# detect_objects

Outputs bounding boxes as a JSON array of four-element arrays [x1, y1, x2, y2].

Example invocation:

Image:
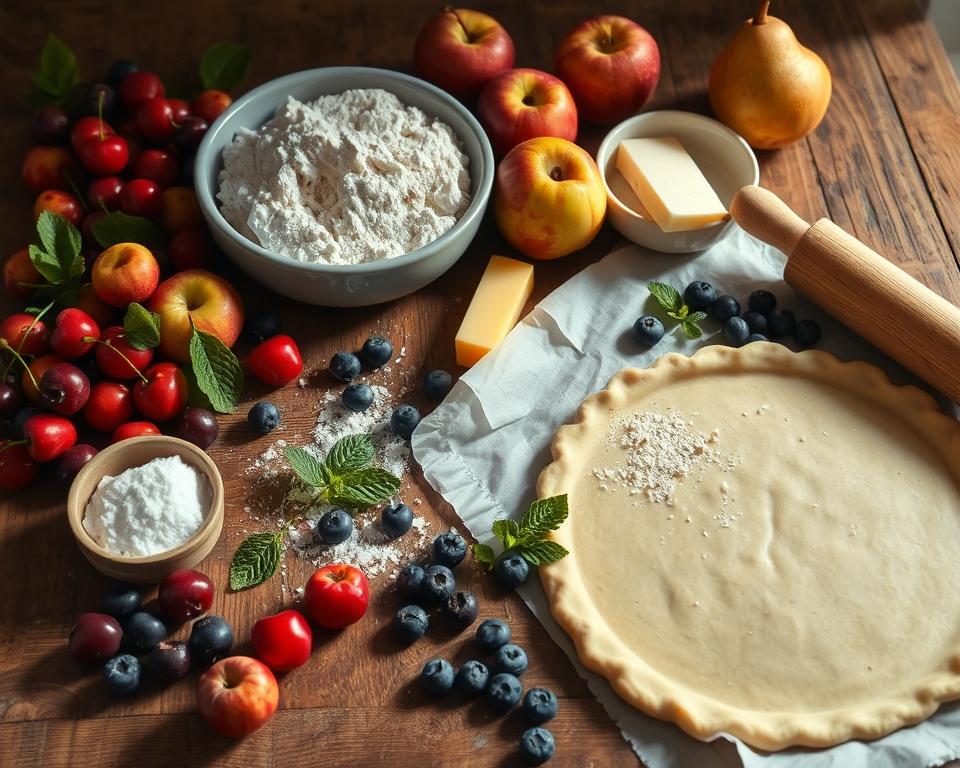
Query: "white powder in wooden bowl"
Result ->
[[83, 456, 210, 557]]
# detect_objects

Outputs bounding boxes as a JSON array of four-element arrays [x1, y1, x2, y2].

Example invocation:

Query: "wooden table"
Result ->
[[1, 0, 958, 765]]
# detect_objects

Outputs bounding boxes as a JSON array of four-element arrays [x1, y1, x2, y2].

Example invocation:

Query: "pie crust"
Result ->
[[538, 343, 960, 750]]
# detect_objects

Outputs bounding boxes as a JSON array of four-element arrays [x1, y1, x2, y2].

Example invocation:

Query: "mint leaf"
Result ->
[[326, 434, 374, 475], [519, 495, 569, 540], [284, 446, 328, 487], [199, 42, 251, 92], [330, 467, 401, 509], [681, 311, 707, 340], [91, 211, 164, 249], [229, 532, 283, 590], [472, 543, 496, 569], [189, 327, 243, 413], [491, 519, 520, 550], [519, 539, 569, 566], [31, 34, 78, 104], [29, 212, 83, 285], [122, 302, 161, 350], [648, 281, 683, 313]]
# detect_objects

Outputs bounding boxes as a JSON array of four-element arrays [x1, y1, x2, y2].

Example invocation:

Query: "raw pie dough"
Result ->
[[538, 343, 960, 750]]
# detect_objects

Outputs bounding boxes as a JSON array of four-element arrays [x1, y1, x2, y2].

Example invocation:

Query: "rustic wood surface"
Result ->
[[0, 1, 958, 766]]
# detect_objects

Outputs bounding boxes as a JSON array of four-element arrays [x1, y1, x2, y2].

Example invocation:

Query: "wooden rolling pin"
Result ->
[[731, 185, 960, 402]]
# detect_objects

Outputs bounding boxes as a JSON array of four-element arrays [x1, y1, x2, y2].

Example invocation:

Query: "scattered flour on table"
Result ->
[[217, 88, 471, 265]]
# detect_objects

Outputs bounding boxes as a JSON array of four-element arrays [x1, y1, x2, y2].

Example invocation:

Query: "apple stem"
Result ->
[[549, 166, 563, 182], [753, 0, 770, 25]]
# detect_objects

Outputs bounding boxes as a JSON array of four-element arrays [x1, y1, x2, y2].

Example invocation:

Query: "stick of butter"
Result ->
[[455, 255, 534, 368], [616, 137, 728, 232]]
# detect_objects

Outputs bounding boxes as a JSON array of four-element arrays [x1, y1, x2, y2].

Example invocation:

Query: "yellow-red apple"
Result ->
[[148, 269, 244, 363], [477, 68, 577, 158], [555, 15, 660, 124], [91, 243, 160, 307], [197, 656, 279, 738], [414, 8, 515, 97], [494, 137, 606, 260]]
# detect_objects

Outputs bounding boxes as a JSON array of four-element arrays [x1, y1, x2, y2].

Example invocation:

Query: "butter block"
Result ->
[[456, 255, 534, 368], [616, 137, 728, 232]]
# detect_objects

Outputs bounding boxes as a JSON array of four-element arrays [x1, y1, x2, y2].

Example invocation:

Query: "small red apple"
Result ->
[[555, 15, 660, 125], [477, 68, 577, 158], [196, 656, 279, 738], [414, 7, 515, 97]]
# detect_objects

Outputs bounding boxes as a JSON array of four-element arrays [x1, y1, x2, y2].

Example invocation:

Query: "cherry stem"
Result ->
[[753, 0, 770, 25], [0, 340, 38, 390], [97, 88, 105, 141], [0, 299, 56, 381], [0, 439, 27, 453], [63, 167, 89, 212], [86, 337, 149, 384]]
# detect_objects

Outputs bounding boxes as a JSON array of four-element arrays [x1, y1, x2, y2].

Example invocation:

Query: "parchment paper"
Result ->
[[412, 226, 960, 768]]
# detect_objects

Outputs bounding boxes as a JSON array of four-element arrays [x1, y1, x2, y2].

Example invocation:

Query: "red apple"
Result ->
[[196, 656, 279, 738], [414, 8, 515, 97], [555, 15, 660, 125], [477, 68, 577, 158]]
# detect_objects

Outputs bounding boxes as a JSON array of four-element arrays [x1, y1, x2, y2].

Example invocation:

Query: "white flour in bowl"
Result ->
[[217, 88, 471, 265]]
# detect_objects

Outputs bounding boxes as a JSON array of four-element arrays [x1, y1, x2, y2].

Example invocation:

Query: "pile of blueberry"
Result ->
[[419, 619, 558, 765], [66, 569, 233, 696]]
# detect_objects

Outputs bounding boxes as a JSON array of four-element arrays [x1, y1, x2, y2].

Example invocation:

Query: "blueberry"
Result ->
[[420, 658, 455, 695], [494, 643, 529, 676], [519, 727, 556, 765], [122, 611, 167, 653], [795, 319, 822, 348], [101, 583, 141, 619], [523, 687, 559, 724], [106, 58, 139, 85], [632, 315, 664, 346], [421, 564, 456, 604], [476, 618, 512, 650], [103, 654, 141, 695], [143, 640, 191, 683], [342, 383, 374, 413], [396, 564, 425, 599], [748, 289, 777, 315], [424, 369, 453, 401], [188, 615, 233, 667], [684, 281, 716, 310], [317, 508, 354, 545], [433, 530, 467, 568], [766, 309, 796, 339], [494, 551, 529, 588], [329, 351, 362, 382], [455, 659, 490, 696], [360, 335, 393, 368], [722, 317, 751, 347], [747, 333, 768, 343], [710, 295, 740, 322], [244, 309, 280, 342], [394, 605, 429, 643], [486, 672, 523, 712], [391, 404, 421, 440], [381, 503, 413, 539], [247, 401, 281, 434], [444, 590, 479, 629], [741, 311, 768, 334]]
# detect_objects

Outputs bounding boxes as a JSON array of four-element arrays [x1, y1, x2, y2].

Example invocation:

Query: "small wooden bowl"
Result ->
[[67, 436, 225, 583]]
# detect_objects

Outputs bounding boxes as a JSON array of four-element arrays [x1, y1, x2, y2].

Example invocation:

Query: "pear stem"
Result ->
[[753, 0, 769, 24]]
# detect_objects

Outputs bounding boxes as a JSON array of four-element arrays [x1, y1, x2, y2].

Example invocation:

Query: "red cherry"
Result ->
[[112, 420, 160, 443], [0, 442, 39, 490], [51, 308, 100, 359], [34, 190, 83, 226], [22, 354, 64, 405], [56, 444, 98, 483], [133, 362, 188, 421], [133, 149, 179, 188], [94, 326, 153, 380], [70, 117, 115, 154], [168, 98, 191, 123], [158, 569, 214, 624], [87, 176, 125, 211], [168, 229, 213, 271], [22, 413, 77, 462], [38, 362, 91, 416], [192, 90, 232, 124], [78, 134, 129, 176], [119, 71, 165, 112], [136, 97, 177, 141], [0, 313, 50, 357], [84, 381, 133, 432], [120, 178, 163, 220], [248, 335, 303, 387]]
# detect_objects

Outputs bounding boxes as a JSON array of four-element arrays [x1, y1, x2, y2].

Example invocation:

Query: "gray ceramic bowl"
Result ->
[[194, 67, 494, 306]]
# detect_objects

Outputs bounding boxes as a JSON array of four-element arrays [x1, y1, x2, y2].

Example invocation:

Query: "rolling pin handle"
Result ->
[[731, 185, 811, 255]]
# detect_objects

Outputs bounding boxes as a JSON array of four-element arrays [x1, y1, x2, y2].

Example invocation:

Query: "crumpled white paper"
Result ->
[[412, 225, 960, 768]]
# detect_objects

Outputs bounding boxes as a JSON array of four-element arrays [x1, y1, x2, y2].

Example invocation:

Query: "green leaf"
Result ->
[[491, 518, 520, 550], [91, 211, 164, 249], [229, 532, 283, 590], [189, 327, 243, 413], [122, 302, 161, 350], [32, 34, 77, 102], [681, 311, 708, 340], [29, 212, 83, 285], [686, 311, 707, 323], [284, 445, 328, 487], [326, 434, 374, 475], [199, 42, 252, 92], [519, 494, 569, 540], [472, 543, 496, 569], [330, 467, 401, 509], [647, 281, 683, 313], [519, 539, 569, 567]]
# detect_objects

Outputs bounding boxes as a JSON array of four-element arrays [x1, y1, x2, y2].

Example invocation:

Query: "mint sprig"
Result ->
[[122, 303, 161, 350], [91, 211, 164, 249], [471, 494, 570, 570], [29, 211, 84, 285], [188, 323, 243, 414], [27, 34, 78, 106], [229, 532, 283, 591], [647, 281, 707, 339], [199, 42, 251, 92]]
